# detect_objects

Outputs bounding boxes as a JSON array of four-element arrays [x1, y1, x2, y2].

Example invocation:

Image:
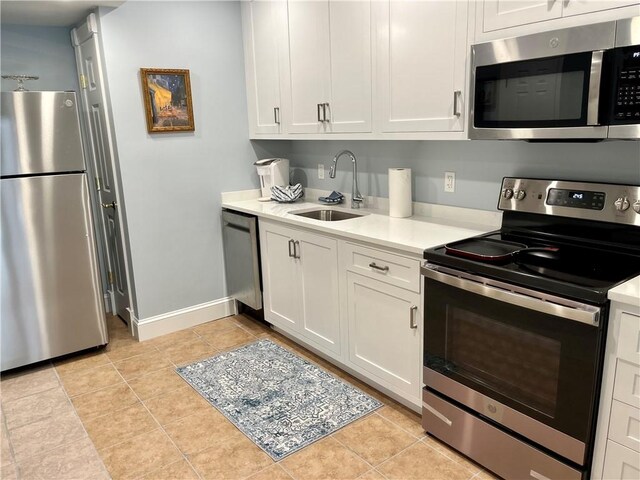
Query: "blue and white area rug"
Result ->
[[176, 339, 382, 460]]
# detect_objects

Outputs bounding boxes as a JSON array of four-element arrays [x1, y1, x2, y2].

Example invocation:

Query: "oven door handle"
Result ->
[[421, 263, 601, 327]]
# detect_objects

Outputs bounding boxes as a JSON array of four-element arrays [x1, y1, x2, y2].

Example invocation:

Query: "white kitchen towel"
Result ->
[[389, 168, 412, 218]]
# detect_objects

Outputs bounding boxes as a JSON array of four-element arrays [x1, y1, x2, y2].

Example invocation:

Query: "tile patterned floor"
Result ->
[[1, 314, 500, 480]]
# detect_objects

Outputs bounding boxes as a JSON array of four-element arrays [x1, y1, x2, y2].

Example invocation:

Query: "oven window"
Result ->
[[448, 308, 561, 417], [424, 278, 603, 442], [474, 52, 592, 128]]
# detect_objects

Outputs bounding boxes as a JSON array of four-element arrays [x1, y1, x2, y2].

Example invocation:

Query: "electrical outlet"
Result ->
[[318, 163, 325, 180], [444, 171, 455, 193]]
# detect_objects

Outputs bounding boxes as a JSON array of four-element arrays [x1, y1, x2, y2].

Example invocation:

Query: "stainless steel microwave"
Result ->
[[470, 17, 640, 140]]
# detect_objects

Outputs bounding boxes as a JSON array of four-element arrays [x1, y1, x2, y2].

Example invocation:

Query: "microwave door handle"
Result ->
[[421, 263, 601, 326], [587, 50, 604, 126]]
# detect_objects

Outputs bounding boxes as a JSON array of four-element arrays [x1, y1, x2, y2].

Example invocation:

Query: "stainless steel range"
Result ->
[[421, 178, 640, 480]]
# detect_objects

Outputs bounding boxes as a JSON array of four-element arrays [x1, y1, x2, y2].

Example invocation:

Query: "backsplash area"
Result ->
[[253, 140, 640, 212]]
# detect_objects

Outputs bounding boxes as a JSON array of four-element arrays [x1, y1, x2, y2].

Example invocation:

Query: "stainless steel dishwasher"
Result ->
[[222, 209, 262, 312]]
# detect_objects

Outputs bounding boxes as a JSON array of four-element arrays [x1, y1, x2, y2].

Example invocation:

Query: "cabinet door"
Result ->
[[260, 223, 300, 331], [242, 1, 286, 135], [326, 0, 372, 133], [347, 272, 421, 397], [562, 0, 640, 16], [482, 0, 562, 32], [603, 440, 640, 480], [285, 0, 331, 133], [376, 0, 468, 133], [297, 231, 341, 354]]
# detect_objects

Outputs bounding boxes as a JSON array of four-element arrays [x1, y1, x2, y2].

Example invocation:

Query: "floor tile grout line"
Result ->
[[109, 362, 205, 480], [49, 362, 113, 480], [330, 433, 390, 473], [371, 409, 425, 441], [374, 433, 447, 476], [419, 436, 482, 476], [3, 365, 88, 468], [1, 399, 18, 470], [1, 383, 61, 407]]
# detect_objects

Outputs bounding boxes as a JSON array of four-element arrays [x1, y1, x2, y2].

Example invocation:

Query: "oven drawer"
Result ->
[[343, 242, 420, 293], [609, 400, 640, 453], [421, 390, 582, 480], [618, 312, 640, 366], [613, 359, 640, 408]]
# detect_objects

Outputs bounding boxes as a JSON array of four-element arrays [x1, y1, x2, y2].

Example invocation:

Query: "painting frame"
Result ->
[[140, 68, 195, 133]]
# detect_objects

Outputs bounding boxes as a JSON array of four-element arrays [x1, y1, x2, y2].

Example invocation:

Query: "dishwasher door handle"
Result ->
[[224, 222, 250, 234]]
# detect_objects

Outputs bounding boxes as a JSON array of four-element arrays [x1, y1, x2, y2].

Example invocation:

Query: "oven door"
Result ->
[[469, 21, 614, 140], [421, 263, 605, 466]]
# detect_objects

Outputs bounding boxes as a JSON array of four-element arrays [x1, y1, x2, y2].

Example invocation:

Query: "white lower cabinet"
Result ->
[[346, 271, 422, 401], [259, 219, 424, 409], [592, 306, 640, 480], [602, 440, 640, 480], [260, 220, 341, 355]]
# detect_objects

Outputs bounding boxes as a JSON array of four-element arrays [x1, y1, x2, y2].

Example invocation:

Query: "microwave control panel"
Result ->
[[612, 45, 640, 123]]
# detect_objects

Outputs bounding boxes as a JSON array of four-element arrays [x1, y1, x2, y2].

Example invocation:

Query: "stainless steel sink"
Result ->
[[292, 209, 365, 221]]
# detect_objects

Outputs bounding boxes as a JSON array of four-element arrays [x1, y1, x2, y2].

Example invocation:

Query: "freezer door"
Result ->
[[1, 174, 108, 371], [1, 91, 85, 176]]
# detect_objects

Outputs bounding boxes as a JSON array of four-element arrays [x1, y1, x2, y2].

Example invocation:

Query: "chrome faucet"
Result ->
[[329, 150, 363, 209]]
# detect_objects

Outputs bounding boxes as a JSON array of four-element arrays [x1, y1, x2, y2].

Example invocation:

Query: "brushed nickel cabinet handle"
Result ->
[[274, 107, 280, 125], [294, 240, 300, 259], [409, 305, 418, 329], [317, 103, 323, 122], [288, 239, 295, 258], [453, 90, 461, 117], [369, 262, 389, 273], [323, 102, 330, 123]]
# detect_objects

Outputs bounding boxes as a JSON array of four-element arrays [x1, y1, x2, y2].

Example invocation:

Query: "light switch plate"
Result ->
[[445, 172, 455, 193], [318, 164, 325, 180]]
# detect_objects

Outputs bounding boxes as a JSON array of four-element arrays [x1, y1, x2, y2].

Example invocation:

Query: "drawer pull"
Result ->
[[369, 262, 389, 273], [410, 305, 418, 329]]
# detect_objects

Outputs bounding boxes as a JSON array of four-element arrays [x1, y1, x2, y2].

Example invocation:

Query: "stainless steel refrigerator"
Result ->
[[1, 91, 108, 371]]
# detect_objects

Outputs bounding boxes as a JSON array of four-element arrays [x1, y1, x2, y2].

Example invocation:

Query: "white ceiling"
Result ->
[[1, 1, 125, 27]]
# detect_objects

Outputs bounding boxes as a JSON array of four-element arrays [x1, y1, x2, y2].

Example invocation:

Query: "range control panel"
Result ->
[[498, 178, 640, 226]]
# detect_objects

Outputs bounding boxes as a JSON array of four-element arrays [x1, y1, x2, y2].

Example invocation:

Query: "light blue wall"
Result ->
[[255, 140, 640, 211], [0, 24, 79, 92], [99, 1, 259, 319]]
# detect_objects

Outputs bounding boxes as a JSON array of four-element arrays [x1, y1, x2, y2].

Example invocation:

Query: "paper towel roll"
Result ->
[[389, 168, 412, 218]]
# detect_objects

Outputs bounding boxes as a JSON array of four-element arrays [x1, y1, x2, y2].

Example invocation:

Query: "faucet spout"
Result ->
[[330, 150, 363, 209]]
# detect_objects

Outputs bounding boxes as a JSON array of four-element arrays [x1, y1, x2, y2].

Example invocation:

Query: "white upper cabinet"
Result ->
[[562, 0, 640, 16], [285, 1, 331, 134], [241, 1, 287, 135], [482, 0, 562, 32], [482, 0, 640, 33], [375, 0, 468, 133], [326, 1, 372, 133], [284, 0, 372, 134]]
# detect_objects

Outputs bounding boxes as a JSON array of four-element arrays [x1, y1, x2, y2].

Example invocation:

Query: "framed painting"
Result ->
[[140, 68, 194, 133]]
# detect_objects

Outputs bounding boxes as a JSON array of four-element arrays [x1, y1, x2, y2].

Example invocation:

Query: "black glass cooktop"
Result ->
[[425, 231, 640, 305]]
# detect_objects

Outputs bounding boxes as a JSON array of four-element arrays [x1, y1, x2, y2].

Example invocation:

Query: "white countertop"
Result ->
[[221, 195, 498, 255], [609, 275, 640, 307], [223, 190, 640, 305]]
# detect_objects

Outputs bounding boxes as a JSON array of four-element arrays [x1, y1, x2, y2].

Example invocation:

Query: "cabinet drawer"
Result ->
[[618, 312, 640, 366], [603, 440, 640, 480], [614, 359, 640, 409], [343, 242, 420, 293], [609, 400, 640, 453]]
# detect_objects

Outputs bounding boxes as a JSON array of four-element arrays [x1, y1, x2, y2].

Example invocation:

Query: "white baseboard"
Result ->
[[131, 297, 238, 341]]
